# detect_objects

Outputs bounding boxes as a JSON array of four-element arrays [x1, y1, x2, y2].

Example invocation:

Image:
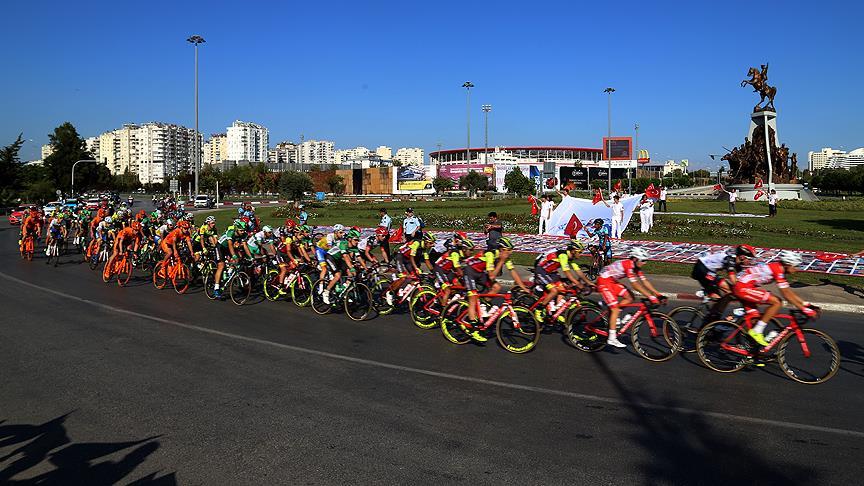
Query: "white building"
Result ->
[[299, 140, 335, 165], [203, 133, 228, 166], [85, 137, 100, 158], [96, 122, 201, 184], [41, 144, 54, 160], [808, 147, 846, 171], [375, 145, 392, 160], [268, 141, 298, 164], [227, 120, 269, 162], [336, 146, 372, 163], [394, 147, 424, 166], [825, 148, 864, 170]]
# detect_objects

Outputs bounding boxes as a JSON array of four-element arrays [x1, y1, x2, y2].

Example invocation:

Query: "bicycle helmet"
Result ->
[[234, 220, 247, 230], [567, 239, 585, 252], [183, 213, 194, 221], [178, 220, 191, 230], [166, 219, 175, 226], [778, 250, 803, 267], [736, 244, 756, 258], [460, 238, 476, 250], [347, 229, 361, 239], [423, 232, 436, 243], [284, 218, 297, 229], [104, 216, 113, 224], [205, 215, 216, 224], [333, 224, 345, 232], [262, 225, 273, 233], [497, 237, 514, 250], [373, 226, 387, 237], [629, 247, 650, 261]]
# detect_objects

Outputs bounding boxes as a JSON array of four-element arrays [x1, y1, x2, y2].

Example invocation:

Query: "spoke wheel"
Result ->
[[409, 289, 440, 329], [496, 306, 540, 354], [631, 312, 681, 362], [565, 305, 606, 352], [310, 279, 333, 315], [152, 262, 168, 289], [440, 301, 471, 345], [229, 271, 252, 305], [263, 269, 283, 302], [173, 263, 190, 294], [117, 259, 133, 287], [667, 305, 703, 353], [291, 274, 313, 307], [344, 283, 373, 321], [696, 320, 750, 373], [777, 328, 840, 384], [372, 278, 395, 315], [203, 274, 217, 300]]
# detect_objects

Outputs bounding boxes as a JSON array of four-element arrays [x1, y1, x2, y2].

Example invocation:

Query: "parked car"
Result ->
[[43, 201, 62, 215], [86, 198, 100, 210], [193, 194, 214, 209], [64, 198, 80, 210], [8, 205, 35, 225]]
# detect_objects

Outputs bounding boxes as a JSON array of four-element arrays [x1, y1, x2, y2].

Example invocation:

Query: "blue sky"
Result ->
[[2, 0, 862, 168]]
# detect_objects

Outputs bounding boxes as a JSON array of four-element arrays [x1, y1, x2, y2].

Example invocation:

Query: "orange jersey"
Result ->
[[23, 215, 40, 230], [162, 228, 189, 246], [117, 226, 139, 244]]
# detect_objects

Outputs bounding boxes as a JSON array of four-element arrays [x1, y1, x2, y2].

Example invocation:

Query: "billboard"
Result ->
[[393, 165, 435, 194], [437, 164, 495, 184], [494, 163, 536, 192], [558, 167, 630, 190], [602, 137, 633, 160]]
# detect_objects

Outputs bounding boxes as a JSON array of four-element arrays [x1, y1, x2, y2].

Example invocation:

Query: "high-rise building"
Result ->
[[394, 147, 424, 166], [335, 146, 371, 163], [268, 141, 298, 165], [299, 140, 335, 165], [808, 147, 846, 171], [227, 120, 269, 162], [825, 148, 864, 170], [41, 144, 54, 160], [85, 137, 100, 159], [375, 145, 392, 160], [96, 122, 201, 184], [203, 133, 228, 165]]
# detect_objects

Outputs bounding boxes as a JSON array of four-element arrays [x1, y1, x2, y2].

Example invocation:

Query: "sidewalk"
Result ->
[[499, 266, 864, 314]]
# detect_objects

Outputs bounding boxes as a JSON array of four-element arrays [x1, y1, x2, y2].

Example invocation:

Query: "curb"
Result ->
[[496, 280, 864, 314]]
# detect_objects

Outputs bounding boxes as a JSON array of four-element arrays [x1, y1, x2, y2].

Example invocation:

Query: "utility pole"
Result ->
[[187, 35, 205, 197], [462, 82, 474, 163], [632, 122, 638, 193], [481, 104, 492, 163], [604, 87, 616, 193]]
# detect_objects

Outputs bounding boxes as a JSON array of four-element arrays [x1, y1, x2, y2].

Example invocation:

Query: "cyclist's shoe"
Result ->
[[607, 337, 627, 348], [469, 330, 488, 343], [747, 329, 770, 347], [385, 291, 394, 306], [557, 314, 567, 323], [213, 288, 223, 300], [533, 309, 545, 322], [322, 290, 331, 304]]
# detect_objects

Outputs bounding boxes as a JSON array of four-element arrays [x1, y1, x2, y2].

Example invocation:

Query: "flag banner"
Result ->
[[754, 179, 763, 189], [713, 183, 723, 191], [613, 180, 622, 193], [754, 190, 765, 200], [645, 183, 660, 199], [527, 195, 539, 215], [592, 189, 603, 205], [316, 226, 864, 277], [545, 194, 642, 238], [389, 227, 404, 243]]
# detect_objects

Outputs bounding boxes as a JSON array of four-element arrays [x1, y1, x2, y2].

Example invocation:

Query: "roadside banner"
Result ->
[[544, 194, 642, 237]]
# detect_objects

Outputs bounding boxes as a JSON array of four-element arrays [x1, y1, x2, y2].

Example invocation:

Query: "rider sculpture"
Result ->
[[741, 63, 776, 112]]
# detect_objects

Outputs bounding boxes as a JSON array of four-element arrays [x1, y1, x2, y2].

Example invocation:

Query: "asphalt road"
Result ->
[[1, 222, 863, 485]]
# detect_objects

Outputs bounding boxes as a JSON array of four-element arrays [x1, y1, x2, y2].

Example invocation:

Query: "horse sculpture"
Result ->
[[741, 66, 776, 112]]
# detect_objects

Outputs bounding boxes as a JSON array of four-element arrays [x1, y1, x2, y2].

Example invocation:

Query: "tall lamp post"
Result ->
[[187, 34, 205, 197], [481, 104, 492, 163], [71, 159, 98, 197], [462, 81, 474, 163], [632, 122, 639, 193], [604, 87, 616, 193]]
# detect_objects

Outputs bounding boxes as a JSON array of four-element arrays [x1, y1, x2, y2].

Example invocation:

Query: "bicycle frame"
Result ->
[[719, 313, 808, 357], [456, 292, 518, 332], [585, 301, 655, 338]]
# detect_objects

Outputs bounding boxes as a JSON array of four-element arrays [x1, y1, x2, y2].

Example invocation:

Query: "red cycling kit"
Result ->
[[596, 259, 643, 308], [733, 262, 788, 309]]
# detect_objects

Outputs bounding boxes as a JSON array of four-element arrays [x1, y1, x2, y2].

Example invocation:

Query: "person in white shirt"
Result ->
[[605, 194, 624, 238], [638, 195, 653, 233], [658, 186, 667, 212], [539, 195, 555, 234], [723, 187, 738, 214], [767, 189, 778, 217]]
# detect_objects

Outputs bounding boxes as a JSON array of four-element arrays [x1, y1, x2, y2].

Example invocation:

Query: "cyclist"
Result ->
[[109, 220, 142, 265], [213, 220, 250, 299], [386, 232, 437, 305], [20, 208, 42, 245], [194, 215, 219, 259], [247, 225, 278, 261], [322, 228, 363, 304], [596, 247, 665, 348], [585, 218, 612, 267], [45, 212, 67, 257], [433, 236, 474, 306], [532, 239, 594, 322], [461, 237, 530, 341], [733, 250, 817, 346], [691, 244, 755, 322], [160, 219, 195, 270], [155, 218, 175, 245], [358, 226, 390, 264]]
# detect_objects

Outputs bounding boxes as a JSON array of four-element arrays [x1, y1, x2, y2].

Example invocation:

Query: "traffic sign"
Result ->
[[169, 179, 179, 192]]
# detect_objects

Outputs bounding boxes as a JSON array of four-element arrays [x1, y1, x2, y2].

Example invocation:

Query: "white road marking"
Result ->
[[2, 269, 863, 439]]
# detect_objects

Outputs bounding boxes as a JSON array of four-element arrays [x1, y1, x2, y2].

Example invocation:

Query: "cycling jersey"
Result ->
[[737, 262, 788, 289], [116, 226, 139, 244], [598, 259, 644, 283], [327, 240, 360, 259], [163, 228, 189, 246], [464, 250, 514, 273], [535, 250, 580, 273], [697, 249, 738, 274], [217, 226, 245, 247], [195, 223, 218, 244], [434, 251, 462, 272]]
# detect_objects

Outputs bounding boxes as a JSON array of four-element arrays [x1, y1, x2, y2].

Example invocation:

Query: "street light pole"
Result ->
[[604, 87, 615, 194], [481, 104, 492, 163], [462, 81, 474, 163], [632, 122, 638, 193], [187, 35, 205, 197], [71, 159, 98, 197]]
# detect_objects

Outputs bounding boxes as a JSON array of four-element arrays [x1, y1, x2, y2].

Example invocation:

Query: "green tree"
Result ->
[[43, 122, 111, 194], [279, 170, 314, 201], [113, 169, 141, 193], [0, 134, 24, 206], [459, 170, 489, 197], [432, 176, 454, 194], [326, 174, 346, 194], [503, 167, 535, 196]]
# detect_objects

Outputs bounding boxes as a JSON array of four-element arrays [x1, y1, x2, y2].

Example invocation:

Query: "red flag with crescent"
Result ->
[[592, 188, 603, 205], [815, 251, 847, 262], [613, 180, 622, 193], [564, 214, 583, 237], [754, 179, 764, 189], [713, 183, 723, 191], [754, 190, 765, 200], [645, 183, 660, 199]]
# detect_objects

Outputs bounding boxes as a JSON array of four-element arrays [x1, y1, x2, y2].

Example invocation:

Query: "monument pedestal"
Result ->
[[728, 182, 805, 201]]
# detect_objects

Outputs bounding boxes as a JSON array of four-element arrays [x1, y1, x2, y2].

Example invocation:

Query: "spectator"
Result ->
[[722, 187, 738, 214], [485, 211, 503, 249], [298, 204, 308, 225], [602, 194, 624, 238], [639, 195, 653, 233], [378, 207, 392, 258], [539, 195, 555, 234], [768, 189, 778, 217], [658, 186, 667, 212], [403, 207, 421, 241]]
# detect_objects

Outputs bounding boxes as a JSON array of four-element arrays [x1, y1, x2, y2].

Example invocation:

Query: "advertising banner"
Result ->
[[544, 194, 642, 237], [494, 164, 535, 192], [437, 164, 495, 184], [393, 165, 435, 194]]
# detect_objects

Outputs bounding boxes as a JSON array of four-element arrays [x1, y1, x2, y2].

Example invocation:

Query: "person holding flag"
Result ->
[[539, 195, 555, 234], [599, 194, 625, 238]]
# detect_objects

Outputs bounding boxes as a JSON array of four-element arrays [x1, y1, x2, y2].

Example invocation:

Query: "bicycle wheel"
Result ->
[[102, 256, 115, 283], [371, 278, 395, 315], [153, 262, 168, 289], [696, 320, 750, 373], [291, 274, 313, 307], [565, 304, 606, 352], [667, 305, 703, 353], [777, 328, 840, 384], [263, 269, 283, 302], [344, 283, 373, 321], [440, 301, 471, 345], [229, 271, 252, 305], [203, 273, 217, 300], [173, 263, 190, 294], [631, 312, 681, 362], [496, 306, 540, 354], [117, 259, 133, 287], [310, 279, 333, 315], [88, 251, 101, 270], [409, 289, 440, 329]]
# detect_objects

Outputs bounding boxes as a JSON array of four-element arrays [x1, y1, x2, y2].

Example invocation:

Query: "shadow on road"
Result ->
[[0, 412, 174, 485], [586, 355, 819, 485], [837, 340, 864, 379]]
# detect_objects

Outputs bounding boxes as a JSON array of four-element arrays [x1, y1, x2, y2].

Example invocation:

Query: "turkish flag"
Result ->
[[564, 214, 583, 237], [815, 251, 847, 262], [613, 180, 622, 193], [713, 183, 723, 191], [645, 183, 660, 199], [390, 227, 404, 243], [754, 179, 763, 189], [528, 195, 539, 215], [754, 190, 765, 200], [592, 188, 603, 205]]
